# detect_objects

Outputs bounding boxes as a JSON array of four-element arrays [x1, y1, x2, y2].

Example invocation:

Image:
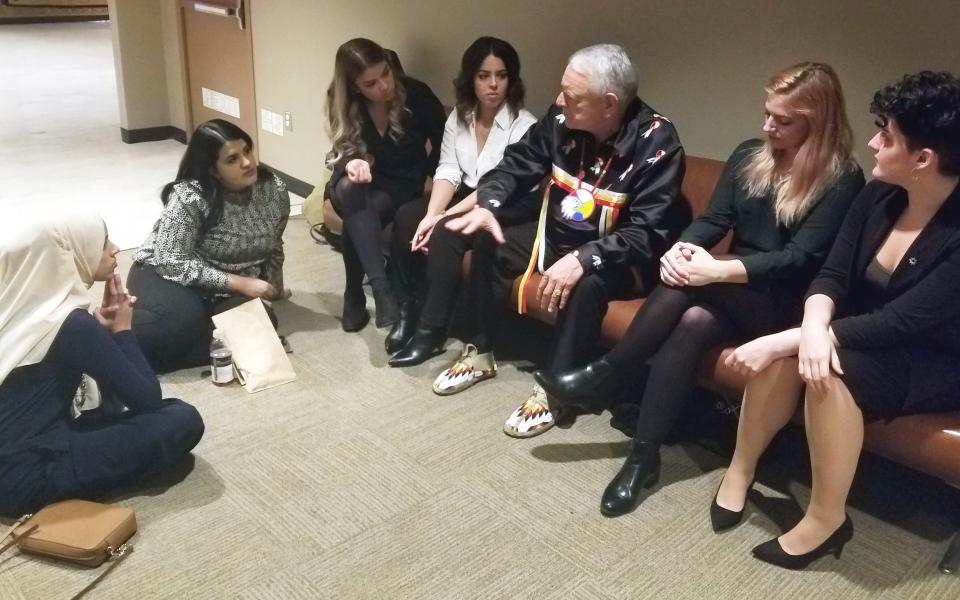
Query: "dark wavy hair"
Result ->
[[453, 37, 525, 127], [162, 119, 266, 230], [870, 71, 960, 176]]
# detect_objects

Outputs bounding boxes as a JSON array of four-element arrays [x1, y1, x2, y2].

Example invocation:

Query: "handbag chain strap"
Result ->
[[0, 514, 34, 555], [2, 515, 133, 600], [70, 543, 133, 600]]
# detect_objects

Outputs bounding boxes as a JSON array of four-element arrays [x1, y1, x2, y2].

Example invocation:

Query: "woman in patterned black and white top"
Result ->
[[129, 119, 290, 373]]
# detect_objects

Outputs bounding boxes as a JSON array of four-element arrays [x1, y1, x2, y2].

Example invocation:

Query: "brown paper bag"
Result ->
[[211, 299, 296, 393]]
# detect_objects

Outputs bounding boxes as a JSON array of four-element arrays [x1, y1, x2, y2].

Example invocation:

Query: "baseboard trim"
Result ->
[[0, 15, 107, 24], [261, 163, 314, 198], [121, 126, 186, 145]]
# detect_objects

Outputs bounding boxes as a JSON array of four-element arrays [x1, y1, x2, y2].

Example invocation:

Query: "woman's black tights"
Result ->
[[605, 283, 777, 445], [330, 178, 399, 293]]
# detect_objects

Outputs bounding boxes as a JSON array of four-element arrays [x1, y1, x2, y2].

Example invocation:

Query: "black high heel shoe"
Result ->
[[385, 303, 418, 354], [600, 440, 660, 517], [710, 474, 754, 533], [388, 326, 445, 367], [752, 515, 853, 570], [534, 358, 615, 414]]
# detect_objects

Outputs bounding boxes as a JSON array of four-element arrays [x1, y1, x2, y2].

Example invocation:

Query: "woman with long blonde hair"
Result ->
[[535, 62, 865, 517], [325, 38, 445, 332], [718, 71, 960, 569]]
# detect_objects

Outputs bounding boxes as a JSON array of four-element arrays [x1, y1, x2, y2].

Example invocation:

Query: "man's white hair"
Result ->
[[567, 44, 638, 101]]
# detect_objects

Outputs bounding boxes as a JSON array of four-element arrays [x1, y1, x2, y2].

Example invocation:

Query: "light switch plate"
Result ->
[[260, 108, 284, 136]]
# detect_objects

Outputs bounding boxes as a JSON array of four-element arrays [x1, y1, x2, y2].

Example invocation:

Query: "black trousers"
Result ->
[[0, 399, 204, 517], [127, 262, 277, 374], [452, 220, 635, 372], [604, 283, 786, 445], [389, 187, 474, 309]]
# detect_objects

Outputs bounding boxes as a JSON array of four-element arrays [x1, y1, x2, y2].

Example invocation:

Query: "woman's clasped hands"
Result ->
[[659, 241, 723, 287], [94, 272, 136, 334]]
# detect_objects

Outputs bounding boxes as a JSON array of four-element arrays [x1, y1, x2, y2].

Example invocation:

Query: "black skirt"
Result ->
[[838, 345, 960, 420]]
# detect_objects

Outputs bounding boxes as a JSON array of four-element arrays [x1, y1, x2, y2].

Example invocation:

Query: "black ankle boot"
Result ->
[[372, 284, 400, 328], [534, 358, 616, 413], [385, 303, 418, 353], [600, 440, 660, 517], [388, 326, 446, 367], [341, 289, 369, 332]]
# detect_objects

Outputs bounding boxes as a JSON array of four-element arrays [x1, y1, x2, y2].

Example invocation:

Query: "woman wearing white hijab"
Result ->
[[0, 209, 204, 517]]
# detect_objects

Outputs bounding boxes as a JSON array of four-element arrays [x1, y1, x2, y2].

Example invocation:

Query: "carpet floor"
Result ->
[[2, 220, 959, 599]]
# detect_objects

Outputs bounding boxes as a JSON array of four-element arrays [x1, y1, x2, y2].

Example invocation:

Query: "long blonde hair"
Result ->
[[741, 62, 854, 226], [325, 38, 407, 168]]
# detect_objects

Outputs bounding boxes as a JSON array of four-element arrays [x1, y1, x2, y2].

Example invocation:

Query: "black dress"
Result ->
[[806, 179, 960, 418], [328, 76, 446, 207], [605, 141, 864, 444]]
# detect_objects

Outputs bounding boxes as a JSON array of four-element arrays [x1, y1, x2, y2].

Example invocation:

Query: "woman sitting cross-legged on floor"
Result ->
[[325, 38, 446, 332], [0, 209, 204, 517], [128, 119, 290, 374], [385, 36, 537, 364], [535, 62, 864, 516], [714, 71, 960, 570]]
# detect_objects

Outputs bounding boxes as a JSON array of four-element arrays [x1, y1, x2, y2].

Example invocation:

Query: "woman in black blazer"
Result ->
[[715, 71, 960, 569]]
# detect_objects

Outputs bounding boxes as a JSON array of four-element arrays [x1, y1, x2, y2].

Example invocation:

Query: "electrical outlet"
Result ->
[[284, 112, 293, 131]]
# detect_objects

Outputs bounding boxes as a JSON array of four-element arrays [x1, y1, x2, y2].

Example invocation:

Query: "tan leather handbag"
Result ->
[[1, 499, 136, 598]]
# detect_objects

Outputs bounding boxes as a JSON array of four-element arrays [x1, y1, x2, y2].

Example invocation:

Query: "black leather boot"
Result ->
[[385, 303, 418, 353], [341, 288, 369, 332], [533, 358, 615, 413], [600, 440, 661, 517], [372, 283, 400, 328], [340, 235, 368, 332], [388, 326, 446, 367]]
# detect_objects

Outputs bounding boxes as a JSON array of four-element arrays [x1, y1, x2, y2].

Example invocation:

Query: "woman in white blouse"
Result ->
[[386, 37, 536, 365]]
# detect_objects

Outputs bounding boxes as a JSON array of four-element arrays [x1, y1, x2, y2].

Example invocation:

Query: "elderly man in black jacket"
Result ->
[[426, 44, 688, 437]]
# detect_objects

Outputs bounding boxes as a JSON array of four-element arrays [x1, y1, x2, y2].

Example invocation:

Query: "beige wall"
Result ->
[[247, 0, 959, 183], [108, 0, 187, 132], [108, 0, 168, 130], [159, 0, 187, 132]]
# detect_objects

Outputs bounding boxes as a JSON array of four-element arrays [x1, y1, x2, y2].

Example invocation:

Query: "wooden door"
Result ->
[[180, 0, 257, 145]]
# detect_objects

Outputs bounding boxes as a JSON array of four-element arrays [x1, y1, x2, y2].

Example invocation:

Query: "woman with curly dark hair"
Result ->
[[714, 71, 960, 569], [385, 37, 536, 364]]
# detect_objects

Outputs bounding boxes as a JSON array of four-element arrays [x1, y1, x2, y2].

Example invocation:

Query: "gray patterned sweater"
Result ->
[[135, 172, 290, 294]]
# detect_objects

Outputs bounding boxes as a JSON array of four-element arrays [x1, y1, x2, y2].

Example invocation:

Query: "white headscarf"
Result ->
[[0, 208, 107, 385]]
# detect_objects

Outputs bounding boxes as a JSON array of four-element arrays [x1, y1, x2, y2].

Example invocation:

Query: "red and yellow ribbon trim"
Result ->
[[551, 164, 628, 208], [516, 183, 552, 314]]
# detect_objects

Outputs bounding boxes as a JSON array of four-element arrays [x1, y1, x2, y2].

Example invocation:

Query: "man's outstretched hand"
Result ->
[[444, 206, 505, 243]]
